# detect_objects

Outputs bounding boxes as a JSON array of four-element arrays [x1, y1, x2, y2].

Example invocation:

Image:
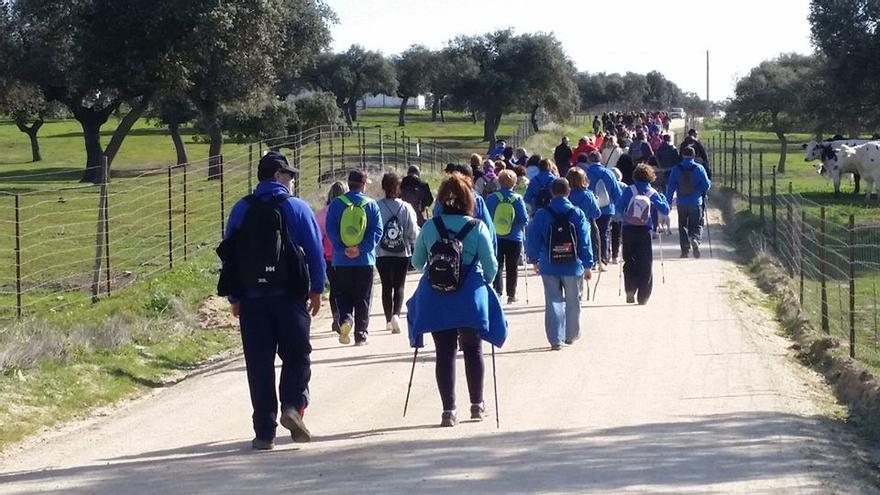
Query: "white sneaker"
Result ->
[[338, 321, 352, 345], [386, 320, 395, 333], [390, 315, 402, 334]]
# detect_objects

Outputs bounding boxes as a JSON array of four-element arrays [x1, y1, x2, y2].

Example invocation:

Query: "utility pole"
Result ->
[[706, 50, 710, 103]]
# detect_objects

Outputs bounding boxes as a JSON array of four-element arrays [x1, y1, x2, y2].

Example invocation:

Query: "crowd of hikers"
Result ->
[[216, 111, 712, 448]]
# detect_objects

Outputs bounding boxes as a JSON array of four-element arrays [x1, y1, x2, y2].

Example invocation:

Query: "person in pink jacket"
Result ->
[[316, 181, 348, 333]]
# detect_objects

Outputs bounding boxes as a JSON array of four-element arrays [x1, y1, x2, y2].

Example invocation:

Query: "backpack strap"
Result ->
[[338, 195, 353, 207], [455, 219, 479, 242], [433, 216, 450, 239]]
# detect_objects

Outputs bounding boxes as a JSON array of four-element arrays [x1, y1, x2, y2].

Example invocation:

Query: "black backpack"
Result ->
[[380, 201, 407, 254], [548, 208, 578, 264], [427, 217, 479, 292], [677, 166, 696, 196], [216, 194, 309, 299], [535, 177, 553, 210]]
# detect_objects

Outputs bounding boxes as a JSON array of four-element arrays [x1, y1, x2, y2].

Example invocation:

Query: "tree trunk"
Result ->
[[775, 131, 787, 174], [483, 110, 500, 143], [398, 96, 409, 127], [15, 118, 43, 162], [207, 117, 224, 179], [104, 96, 151, 166], [78, 112, 111, 183], [169, 123, 188, 165], [348, 100, 359, 122], [431, 97, 439, 122], [471, 110, 478, 125], [530, 106, 540, 133], [339, 97, 353, 126], [439, 102, 446, 123]]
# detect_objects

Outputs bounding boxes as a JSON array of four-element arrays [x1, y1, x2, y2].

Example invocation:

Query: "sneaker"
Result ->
[[611, 257, 619, 265], [507, 296, 519, 304], [386, 320, 395, 333], [470, 403, 485, 421], [251, 437, 275, 450], [390, 315, 402, 334], [354, 339, 368, 346], [280, 408, 311, 443], [338, 321, 352, 345], [598, 263, 607, 272], [331, 320, 340, 334], [550, 343, 563, 351], [691, 240, 701, 259], [440, 410, 457, 427], [680, 252, 689, 259], [625, 292, 636, 304]]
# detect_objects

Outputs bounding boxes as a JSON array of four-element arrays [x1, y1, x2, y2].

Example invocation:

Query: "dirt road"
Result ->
[[1, 209, 877, 494]]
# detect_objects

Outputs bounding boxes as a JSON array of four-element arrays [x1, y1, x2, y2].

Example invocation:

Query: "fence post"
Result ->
[[91, 161, 109, 304], [401, 131, 407, 168], [849, 214, 856, 358], [379, 128, 384, 169], [739, 136, 745, 192], [418, 138, 423, 169], [294, 132, 302, 197], [786, 182, 793, 274], [723, 132, 727, 184], [14, 194, 22, 319], [731, 130, 737, 189], [821, 206, 829, 334], [341, 128, 346, 169], [771, 167, 778, 250], [248, 144, 253, 191], [103, 157, 111, 296], [759, 153, 765, 228], [317, 129, 323, 184], [360, 127, 367, 169], [432, 139, 437, 172], [748, 144, 753, 213], [183, 163, 188, 261], [329, 128, 336, 177], [218, 155, 226, 241], [167, 166, 173, 269], [800, 210, 805, 305]]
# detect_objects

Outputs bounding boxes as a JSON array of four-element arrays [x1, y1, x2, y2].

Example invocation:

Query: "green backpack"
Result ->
[[338, 196, 369, 247], [492, 192, 517, 237]]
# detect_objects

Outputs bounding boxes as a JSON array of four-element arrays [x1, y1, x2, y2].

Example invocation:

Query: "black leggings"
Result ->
[[493, 239, 521, 297], [611, 220, 621, 258], [432, 329, 484, 411], [377, 257, 409, 322]]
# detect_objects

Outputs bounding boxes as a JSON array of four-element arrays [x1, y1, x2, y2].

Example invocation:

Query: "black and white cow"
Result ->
[[802, 138, 873, 194], [820, 142, 880, 201]]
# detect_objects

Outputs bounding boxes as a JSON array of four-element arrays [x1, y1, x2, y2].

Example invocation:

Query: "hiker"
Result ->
[[525, 153, 541, 180], [566, 167, 602, 268], [434, 164, 497, 243], [377, 172, 420, 335], [523, 158, 558, 216], [554, 136, 573, 178], [474, 159, 499, 197], [610, 167, 627, 264], [679, 129, 711, 178], [616, 154, 636, 185], [592, 115, 601, 136], [526, 178, 593, 350], [513, 165, 529, 194], [316, 181, 348, 333], [325, 169, 383, 346], [400, 165, 434, 227], [502, 147, 515, 169], [486, 169, 529, 303], [615, 164, 670, 305], [655, 134, 680, 187], [628, 130, 655, 164], [600, 135, 622, 169], [217, 151, 326, 449], [487, 139, 507, 160], [513, 147, 530, 167], [406, 172, 507, 427], [584, 151, 622, 268], [667, 146, 712, 258], [570, 137, 596, 165]]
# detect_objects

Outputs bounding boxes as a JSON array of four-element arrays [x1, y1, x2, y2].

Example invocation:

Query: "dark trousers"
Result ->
[[610, 220, 621, 258], [677, 205, 704, 253], [239, 296, 312, 440], [334, 265, 375, 342], [432, 329, 484, 411], [590, 219, 601, 266], [622, 226, 654, 304], [596, 214, 613, 263], [377, 256, 409, 322], [493, 239, 522, 297], [325, 264, 341, 331]]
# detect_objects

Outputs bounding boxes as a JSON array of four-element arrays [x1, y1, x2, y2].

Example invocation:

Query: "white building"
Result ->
[[361, 94, 426, 110]]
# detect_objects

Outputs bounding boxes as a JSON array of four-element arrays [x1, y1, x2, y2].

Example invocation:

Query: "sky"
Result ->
[[323, 0, 814, 102]]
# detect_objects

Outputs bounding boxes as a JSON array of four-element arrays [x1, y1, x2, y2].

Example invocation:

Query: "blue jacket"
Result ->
[[432, 191, 496, 245], [526, 197, 593, 277], [325, 191, 383, 266], [585, 164, 622, 216], [225, 181, 327, 298], [407, 214, 507, 348], [666, 159, 711, 207], [568, 188, 601, 220], [487, 144, 506, 160], [485, 188, 529, 242], [523, 171, 557, 213], [616, 181, 671, 229], [656, 142, 680, 170]]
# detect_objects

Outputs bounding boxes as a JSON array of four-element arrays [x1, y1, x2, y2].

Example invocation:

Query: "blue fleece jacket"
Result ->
[[485, 188, 529, 242], [615, 181, 671, 229], [568, 188, 601, 220], [585, 163, 622, 216], [523, 171, 557, 213], [666, 158, 711, 207], [224, 181, 327, 297], [325, 190, 383, 266], [526, 197, 593, 277]]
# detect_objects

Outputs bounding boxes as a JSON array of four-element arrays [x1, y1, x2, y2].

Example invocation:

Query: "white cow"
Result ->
[[803, 139, 874, 195], [822, 142, 880, 201]]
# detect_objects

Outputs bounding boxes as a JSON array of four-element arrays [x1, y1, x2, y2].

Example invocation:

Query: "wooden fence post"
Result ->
[[849, 214, 856, 358], [317, 129, 323, 184], [167, 166, 173, 269], [379, 128, 384, 169], [103, 157, 111, 296], [748, 144, 753, 213], [800, 210, 805, 305], [759, 152, 765, 228], [219, 154, 225, 239], [821, 206, 829, 334], [14, 194, 22, 319], [183, 163, 188, 261], [771, 167, 778, 249], [91, 160, 109, 304], [341, 128, 346, 169], [248, 144, 253, 192]]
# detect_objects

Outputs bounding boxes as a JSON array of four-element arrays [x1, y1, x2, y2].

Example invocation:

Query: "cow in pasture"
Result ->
[[803, 138, 873, 194], [820, 142, 880, 201]]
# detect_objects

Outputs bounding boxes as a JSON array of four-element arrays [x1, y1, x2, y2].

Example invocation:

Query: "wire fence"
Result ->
[[706, 130, 880, 371], [0, 124, 465, 321]]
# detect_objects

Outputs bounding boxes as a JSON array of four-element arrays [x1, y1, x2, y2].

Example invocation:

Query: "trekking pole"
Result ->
[[521, 245, 530, 304], [702, 194, 713, 258], [618, 261, 623, 296], [403, 348, 419, 417], [659, 228, 666, 284], [591, 268, 602, 301], [491, 345, 500, 429]]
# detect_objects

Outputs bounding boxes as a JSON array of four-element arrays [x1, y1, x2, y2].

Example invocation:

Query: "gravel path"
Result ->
[[1, 209, 877, 494]]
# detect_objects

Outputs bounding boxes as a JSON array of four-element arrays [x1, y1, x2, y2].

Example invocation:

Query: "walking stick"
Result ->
[[658, 228, 666, 284], [491, 345, 500, 429], [591, 267, 602, 301], [521, 245, 530, 304], [618, 260, 623, 296], [702, 195, 713, 258], [403, 348, 419, 417]]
